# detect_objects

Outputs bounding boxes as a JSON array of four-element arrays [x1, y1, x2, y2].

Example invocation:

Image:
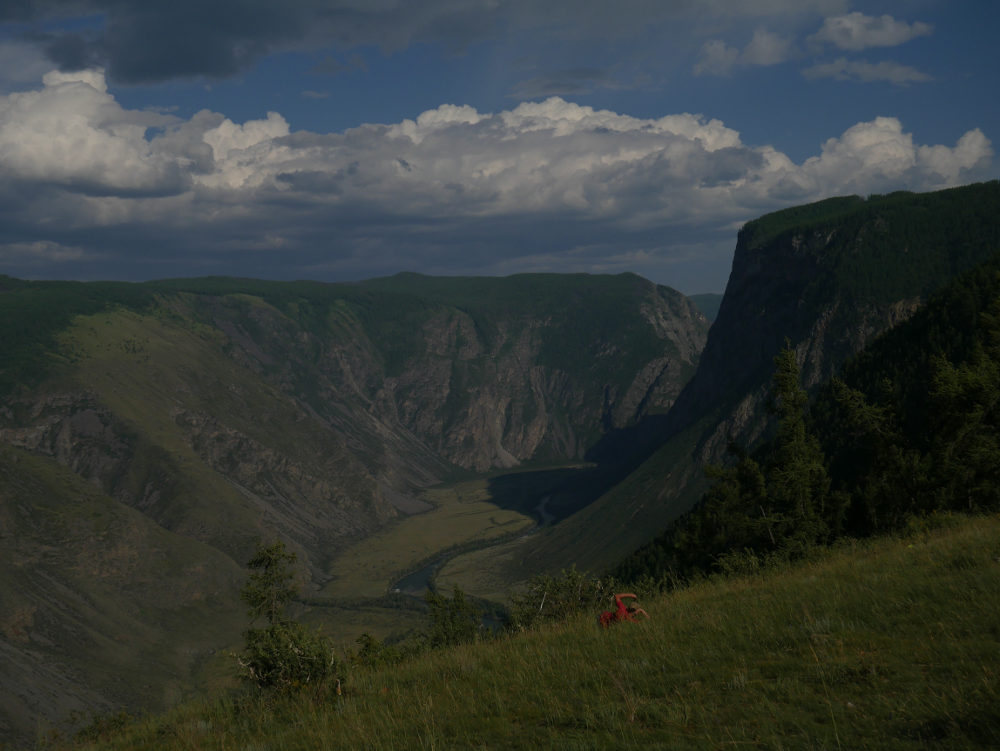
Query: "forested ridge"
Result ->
[[616, 248, 1000, 583]]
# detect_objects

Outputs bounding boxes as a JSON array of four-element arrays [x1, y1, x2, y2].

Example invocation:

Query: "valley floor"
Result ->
[[57, 512, 1000, 750]]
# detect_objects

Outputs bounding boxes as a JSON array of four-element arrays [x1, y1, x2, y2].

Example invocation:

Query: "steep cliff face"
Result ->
[[670, 225, 922, 461], [671, 183, 1000, 462], [169, 273, 708, 475], [521, 182, 1000, 575], [359, 279, 706, 471]]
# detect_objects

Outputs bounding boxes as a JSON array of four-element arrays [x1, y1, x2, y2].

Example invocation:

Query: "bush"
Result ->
[[424, 585, 484, 647], [238, 621, 342, 692], [351, 632, 406, 668], [507, 567, 617, 631]]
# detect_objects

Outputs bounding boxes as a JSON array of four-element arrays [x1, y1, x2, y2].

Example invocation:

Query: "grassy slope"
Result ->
[[60, 513, 1000, 750], [0, 445, 245, 747], [442, 418, 711, 591]]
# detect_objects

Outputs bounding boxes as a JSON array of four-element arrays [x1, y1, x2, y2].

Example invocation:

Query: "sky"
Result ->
[[0, 1, 996, 294]]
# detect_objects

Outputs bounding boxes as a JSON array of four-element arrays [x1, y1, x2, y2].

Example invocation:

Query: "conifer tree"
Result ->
[[927, 301, 1000, 512], [767, 345, 829, 550], [241, 541, 298, 627]]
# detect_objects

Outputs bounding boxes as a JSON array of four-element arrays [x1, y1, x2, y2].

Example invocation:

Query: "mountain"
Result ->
[[614, 245, 1000, 584], [0, 271, 707, 746], [500, 181, 1000, 577]]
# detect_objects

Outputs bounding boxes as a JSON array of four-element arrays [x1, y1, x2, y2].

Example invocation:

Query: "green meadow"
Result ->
[[51, 513, 1000, 750], [319, 478, 535, 600]]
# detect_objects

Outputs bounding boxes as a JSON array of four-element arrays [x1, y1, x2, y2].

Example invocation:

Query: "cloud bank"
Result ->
[[0, 70, 993, 290]]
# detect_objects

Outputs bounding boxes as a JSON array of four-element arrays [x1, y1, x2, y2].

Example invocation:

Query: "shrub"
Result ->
[[238, 620, 341, 691], [424, 585, 483, 647], [507, 567, 619, 631], [351, 632, 409, 668]]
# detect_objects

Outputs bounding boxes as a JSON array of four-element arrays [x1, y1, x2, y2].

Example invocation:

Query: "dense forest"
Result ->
[[615, 249, 1000, 584]]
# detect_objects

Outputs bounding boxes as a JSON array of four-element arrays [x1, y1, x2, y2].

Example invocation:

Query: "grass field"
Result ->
[[53, 512, 1000, 750], [319, 478, 535, 599]]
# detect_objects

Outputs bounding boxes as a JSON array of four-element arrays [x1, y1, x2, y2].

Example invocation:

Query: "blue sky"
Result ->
[[0, 1, 996, 293]]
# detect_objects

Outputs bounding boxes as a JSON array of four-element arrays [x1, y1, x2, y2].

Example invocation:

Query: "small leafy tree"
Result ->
[[237, 541, 342, 692], [351, 632, 405, 668], [424, 585, 483, 647]]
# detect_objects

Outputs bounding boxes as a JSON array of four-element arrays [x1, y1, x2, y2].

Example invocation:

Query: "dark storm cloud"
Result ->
[[9, 0, 850, 83]]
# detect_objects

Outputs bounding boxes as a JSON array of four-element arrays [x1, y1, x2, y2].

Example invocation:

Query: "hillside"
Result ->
[[55, 513, 1000, 750], [0, 272, 708, 747]]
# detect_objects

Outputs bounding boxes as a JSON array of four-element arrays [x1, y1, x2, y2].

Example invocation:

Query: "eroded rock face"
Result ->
[[0, 274, 710, 567], [0, 395, 132, 494], [194, 275, 710, 474], [176, 409, 395, 540]]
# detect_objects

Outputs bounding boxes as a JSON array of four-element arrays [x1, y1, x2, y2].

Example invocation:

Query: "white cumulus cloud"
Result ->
[[0, 70, 992, 287], [0, 69, 187, 195], [778, 117, 993, 196]]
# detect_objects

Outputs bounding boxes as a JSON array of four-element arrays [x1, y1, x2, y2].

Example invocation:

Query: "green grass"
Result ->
[[320, 478, 535, 599], [52, 513, 1000, 750]]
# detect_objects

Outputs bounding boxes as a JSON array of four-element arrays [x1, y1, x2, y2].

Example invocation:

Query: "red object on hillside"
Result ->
[[599, 593, 649, 627]]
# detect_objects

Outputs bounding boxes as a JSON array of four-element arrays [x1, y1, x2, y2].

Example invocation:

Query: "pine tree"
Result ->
[[241, 541, 298, 627], [765, 345, 829, 551]]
